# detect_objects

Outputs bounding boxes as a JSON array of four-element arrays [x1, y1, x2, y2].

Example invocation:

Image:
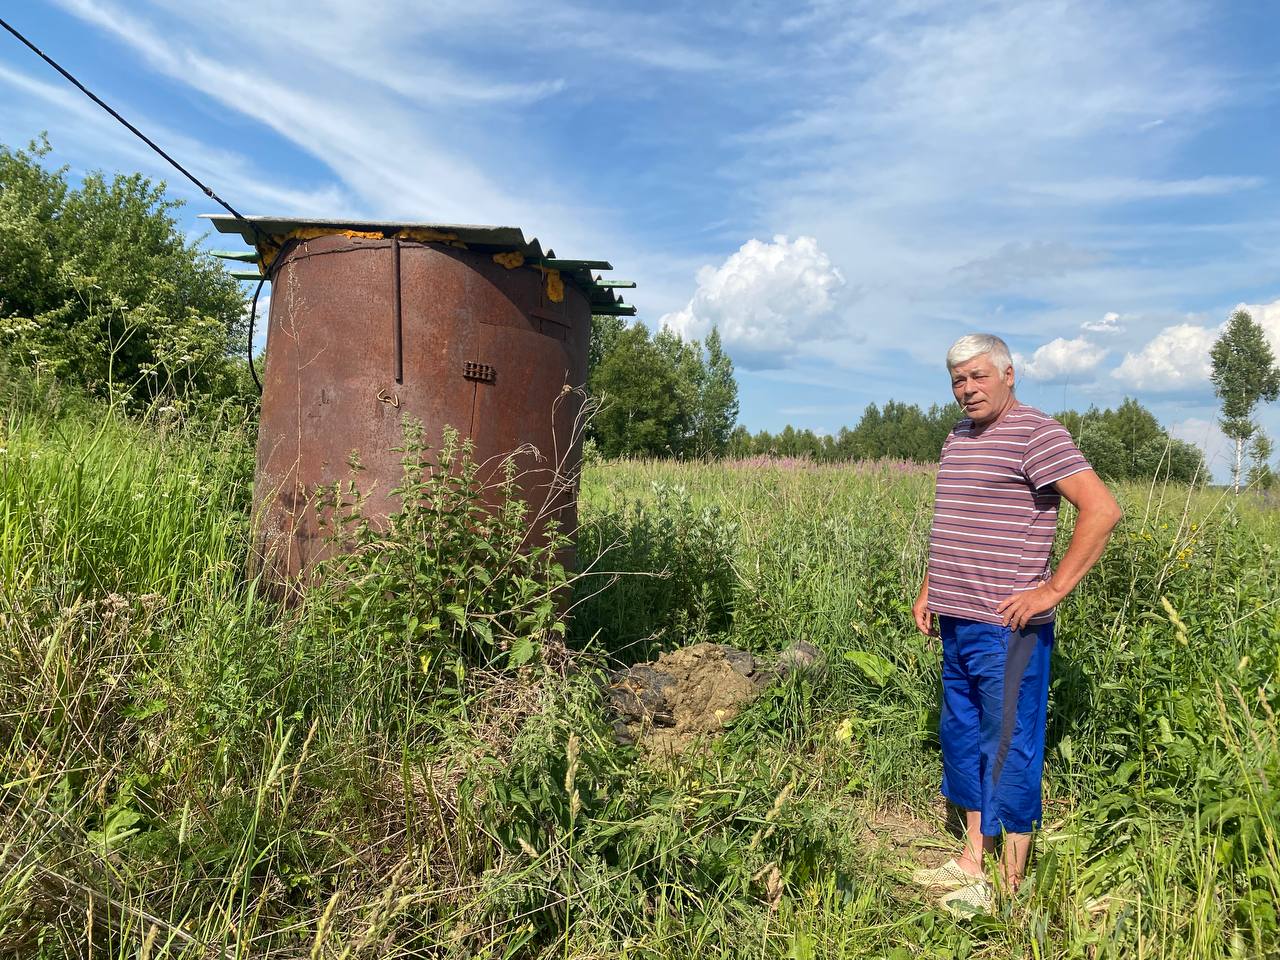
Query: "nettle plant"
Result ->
[[314, 420, 572, 668]]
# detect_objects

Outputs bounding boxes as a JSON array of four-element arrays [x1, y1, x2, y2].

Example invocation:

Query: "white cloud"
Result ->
[[1082, 311, 1125, 334], [1015, 337, 1108, 382], [952, 241, 1100, 290], [660, 235, 845, 363], [46, 0, 561, 231], [0, 63, 347, 217], [1113, 322, 1219, 390], [1235, 298, 1280, 359], [1024, 175, 1264, 204], [703, 0, 1269, 387]]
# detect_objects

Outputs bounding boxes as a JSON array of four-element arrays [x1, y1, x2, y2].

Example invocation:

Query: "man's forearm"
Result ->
[[1046, 506, 1119, 599]]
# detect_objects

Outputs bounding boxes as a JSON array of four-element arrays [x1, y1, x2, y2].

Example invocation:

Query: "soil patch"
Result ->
[[606, 641, 824, 754]]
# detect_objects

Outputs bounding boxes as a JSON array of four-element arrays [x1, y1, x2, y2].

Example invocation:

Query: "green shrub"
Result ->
[[573, 481, 739, 661]]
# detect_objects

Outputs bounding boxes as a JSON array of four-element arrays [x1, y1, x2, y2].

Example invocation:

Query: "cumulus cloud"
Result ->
[[1082, 311, 1125, 334], [660, 235, 845, 362], [1113, 322, 1219, 389], [1014, 337, 1108, 382]]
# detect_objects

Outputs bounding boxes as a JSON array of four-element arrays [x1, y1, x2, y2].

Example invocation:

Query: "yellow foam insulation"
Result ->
[[258, 227, 466, 270], [543, 268, 564, 303], [396, 227, 465, 247], [492, 250, 525, 269]]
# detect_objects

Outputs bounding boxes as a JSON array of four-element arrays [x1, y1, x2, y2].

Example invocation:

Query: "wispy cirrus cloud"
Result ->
[[1022, 175, 1264, 204], [0, 61, 349, 217]]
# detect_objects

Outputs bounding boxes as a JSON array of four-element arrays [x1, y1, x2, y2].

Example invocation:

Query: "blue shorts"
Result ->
[[938, 615, 1054, 836]]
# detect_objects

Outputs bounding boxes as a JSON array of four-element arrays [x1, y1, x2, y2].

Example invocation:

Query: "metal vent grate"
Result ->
[[463, 361, 496, 383]]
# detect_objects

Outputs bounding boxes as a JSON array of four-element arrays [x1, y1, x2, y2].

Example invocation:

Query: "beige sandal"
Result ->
[[910, 858, 980, 890], [939, 879, 994, 916]]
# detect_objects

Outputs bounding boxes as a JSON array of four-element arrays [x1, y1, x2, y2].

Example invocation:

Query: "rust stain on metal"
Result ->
[[251, 233, 590, 584]]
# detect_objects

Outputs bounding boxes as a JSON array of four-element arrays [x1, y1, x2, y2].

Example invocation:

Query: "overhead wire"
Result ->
[[0, 14, 269, 392]]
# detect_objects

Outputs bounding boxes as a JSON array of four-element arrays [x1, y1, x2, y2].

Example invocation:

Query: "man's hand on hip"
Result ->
[[996, 584, 1063, 631]]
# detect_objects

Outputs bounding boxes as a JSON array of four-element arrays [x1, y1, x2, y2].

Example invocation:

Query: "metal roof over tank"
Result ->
[[201, 214, 637, 315]]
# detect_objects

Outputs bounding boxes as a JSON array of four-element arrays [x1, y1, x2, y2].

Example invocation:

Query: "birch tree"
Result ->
[[1210, 308, 1280, 492]]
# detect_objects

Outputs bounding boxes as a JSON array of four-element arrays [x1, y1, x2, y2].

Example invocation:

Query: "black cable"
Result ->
[[0, 16, 254, 226], [247, 277, 265, 393], [0, 15, 271, 392]]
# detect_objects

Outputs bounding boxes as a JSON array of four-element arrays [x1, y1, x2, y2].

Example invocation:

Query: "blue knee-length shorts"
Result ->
[[939, 615, 1054, 836]]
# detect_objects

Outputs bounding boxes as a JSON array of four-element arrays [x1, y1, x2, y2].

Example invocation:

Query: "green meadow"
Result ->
[[2, 382, 1278, 959]]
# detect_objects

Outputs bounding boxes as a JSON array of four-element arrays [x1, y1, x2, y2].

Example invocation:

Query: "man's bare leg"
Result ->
[[956, 809, 994, 877], [1000, 831, 1032, 888]]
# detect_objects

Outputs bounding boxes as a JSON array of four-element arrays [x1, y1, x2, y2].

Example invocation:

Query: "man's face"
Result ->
[[950, 353, 1015, 426]]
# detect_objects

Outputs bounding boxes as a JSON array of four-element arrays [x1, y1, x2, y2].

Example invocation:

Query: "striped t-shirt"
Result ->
[[927, 404, 1091, 626]]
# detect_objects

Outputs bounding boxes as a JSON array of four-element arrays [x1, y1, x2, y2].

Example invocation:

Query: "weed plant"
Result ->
[[1, 385, 1277, 958]]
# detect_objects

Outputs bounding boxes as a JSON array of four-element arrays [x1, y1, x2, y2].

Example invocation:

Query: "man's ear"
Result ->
[[1004, 366, 1016, 387]]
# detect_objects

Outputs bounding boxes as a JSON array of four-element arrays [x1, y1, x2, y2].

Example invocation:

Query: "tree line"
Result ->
[[718, 396, 1210, 484], [587, 308, 1280, 489]]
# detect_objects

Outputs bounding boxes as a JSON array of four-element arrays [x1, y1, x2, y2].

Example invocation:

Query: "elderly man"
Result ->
[[910, 334, 1122, 914]]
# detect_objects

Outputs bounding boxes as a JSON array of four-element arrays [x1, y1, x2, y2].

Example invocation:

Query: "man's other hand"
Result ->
[[995, 584, 1063, 631], [912, 582, 936, 637]]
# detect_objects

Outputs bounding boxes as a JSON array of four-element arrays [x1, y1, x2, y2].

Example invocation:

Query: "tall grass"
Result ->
[[1, 390, 1277, 958]]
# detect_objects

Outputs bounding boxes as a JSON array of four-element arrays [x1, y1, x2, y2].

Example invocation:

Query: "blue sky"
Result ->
[[4, 0, 1280, 477]]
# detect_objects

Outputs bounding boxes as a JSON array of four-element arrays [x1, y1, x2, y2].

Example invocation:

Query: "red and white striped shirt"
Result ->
[[927, 404, 1091, 626]]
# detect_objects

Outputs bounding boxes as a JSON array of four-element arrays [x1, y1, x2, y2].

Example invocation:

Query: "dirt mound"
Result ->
[[606, 641, 823, 754]]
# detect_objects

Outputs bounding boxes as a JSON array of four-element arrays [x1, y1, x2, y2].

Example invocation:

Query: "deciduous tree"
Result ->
[[1210, 309, 1280, 492], [0, 137, 249, 406]]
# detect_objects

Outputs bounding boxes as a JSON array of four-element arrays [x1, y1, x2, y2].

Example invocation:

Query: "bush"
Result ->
[[0, 136, 251, 407], [572, 481, 739, 660]]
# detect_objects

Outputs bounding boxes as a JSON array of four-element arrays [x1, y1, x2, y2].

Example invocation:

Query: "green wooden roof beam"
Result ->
[[539, 258, 613, 271], [594, 279, 636, 288], [211, 249, 258, 262], [229, 268, 265, 281], [593, 304, 637, 316]]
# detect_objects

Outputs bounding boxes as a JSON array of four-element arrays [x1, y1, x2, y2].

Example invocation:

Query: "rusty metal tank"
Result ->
[[204, 216, 636, 584]]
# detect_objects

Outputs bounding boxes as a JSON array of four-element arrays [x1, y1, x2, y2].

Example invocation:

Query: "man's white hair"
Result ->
[[946, 333, 1014, 373]]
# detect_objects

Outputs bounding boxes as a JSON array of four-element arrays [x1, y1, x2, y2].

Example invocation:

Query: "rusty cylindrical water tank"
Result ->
[[204, 217, 636, 584]]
